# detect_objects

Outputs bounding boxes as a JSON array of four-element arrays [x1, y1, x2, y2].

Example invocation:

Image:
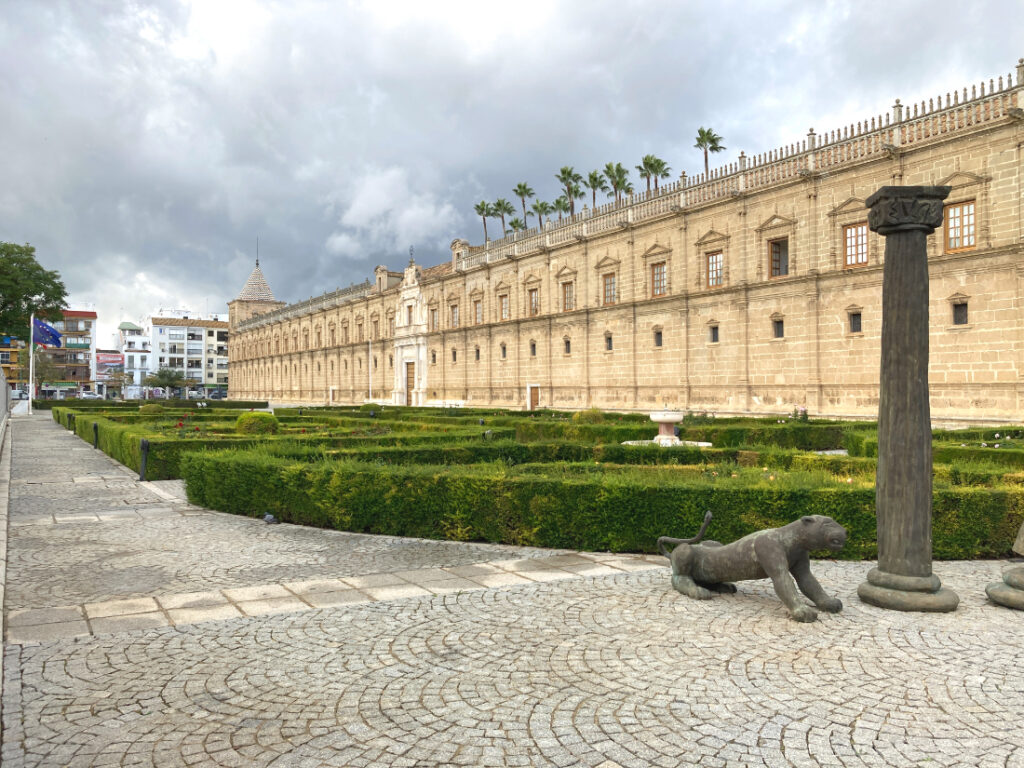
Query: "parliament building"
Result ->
[[228, 59, 1024, 421]]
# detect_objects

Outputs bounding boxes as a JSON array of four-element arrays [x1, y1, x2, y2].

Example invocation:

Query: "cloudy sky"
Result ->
[[2, 1, 1022, 347]]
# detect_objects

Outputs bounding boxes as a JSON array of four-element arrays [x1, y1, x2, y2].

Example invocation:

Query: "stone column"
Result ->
[[857, 186, 959, 613], [985, 523, 1024, 609]]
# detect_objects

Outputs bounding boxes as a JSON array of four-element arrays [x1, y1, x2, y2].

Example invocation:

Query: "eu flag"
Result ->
[[32, 318, 62, 347]]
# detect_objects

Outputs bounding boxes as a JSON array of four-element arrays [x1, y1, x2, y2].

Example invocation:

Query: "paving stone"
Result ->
[[156, 590, 230, 610], [303, 590, 372, 608], [89, 612, 168, 635], [361, 584, 432, 601], [6, 620, 91, 644], [235, 596, 310, 616], [85, 597, 160, 618], [167, 605, 244, 625], [8, 606, 85, 626], [222, 584, 293, 602]]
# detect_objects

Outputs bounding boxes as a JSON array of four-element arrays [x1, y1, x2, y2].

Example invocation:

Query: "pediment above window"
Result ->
[[937, 170, 987, 189], [468, 287, 484, 299], [642, 243, 672, 261], [946, 291, 970, 303], [523, 272, 543, 286], [829, 197, 867, 217], [594, 255, 621, 272], [695, 229, 729, 247], [555, 265, 577, 280], [845, 303, 863, 313], [756, 215, 797, 232], [494, 279, 511, 293]]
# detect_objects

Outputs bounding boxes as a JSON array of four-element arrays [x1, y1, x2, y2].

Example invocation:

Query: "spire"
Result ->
[[236, 262, 276, 301]]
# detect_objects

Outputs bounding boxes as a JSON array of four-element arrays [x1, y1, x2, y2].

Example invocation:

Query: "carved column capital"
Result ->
[[865, 186, 951, 235]]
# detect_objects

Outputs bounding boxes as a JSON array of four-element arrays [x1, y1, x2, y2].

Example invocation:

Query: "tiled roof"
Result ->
[[236, 264, 277, 301], [151, 318, 229, 328], [118, 321, 142, 331], [420, 262, 453, 280]]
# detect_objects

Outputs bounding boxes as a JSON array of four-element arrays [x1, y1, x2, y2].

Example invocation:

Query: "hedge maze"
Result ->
[[50, 402, 1024, 560]]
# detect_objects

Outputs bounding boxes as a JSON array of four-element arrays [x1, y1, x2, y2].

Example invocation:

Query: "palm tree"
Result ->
[[493, 198, 516, 236], [513, 183, 534, 227], [570, 183, 586, 214], [583, 170, 608, 209], [602, 162, 631, 203], [508, 217, 525, 232], [649, 155, 672, 190], [474, 200, 495, 241], [695, 127, 726, 176], [555, 166, 583, 216], [530, 200, 553, 229], [636, 155, 655, 193], [552, 195, 570, 221]]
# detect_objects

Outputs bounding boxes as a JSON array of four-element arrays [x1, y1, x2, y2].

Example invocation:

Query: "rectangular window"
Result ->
[[528, 288, 539, 316], [953, 302, 969, 325], [342, 327, 349, 344], [501, 344, 507, 359], [709, 325, 719, 343], [406, 305, 413, 325], [844, 223, 868, 267], [357, 325, 364, 342], [372, 320, 379, 339], [450, 305, 459, 328], [849, 312, 862, 334], [564, 339, 571, 354], [430, 308, 438, 331], [475, 347, 480, 361], [769, 239, 789, 277], [603, 273, 616, 305], [773, 319, 785, 338], [706, 252, 723, 287], [946, 201, 975, 252], [530, 341, 536, 356], [653, 330, 663, 347], [388, 318, 394, 336], [474, 300, 482, 325], [605, 335, 613, 351], [452, 348, 457, 362], [562, 281, 575, 311], [500, 295, 510, 321], [651, 262, 667, 297]]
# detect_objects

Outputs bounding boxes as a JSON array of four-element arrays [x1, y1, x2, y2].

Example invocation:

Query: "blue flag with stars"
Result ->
[[32, 317, 62, 347]]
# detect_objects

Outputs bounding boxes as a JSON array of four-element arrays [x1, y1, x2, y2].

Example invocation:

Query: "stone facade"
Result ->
[[230, 60, 1024, 420]]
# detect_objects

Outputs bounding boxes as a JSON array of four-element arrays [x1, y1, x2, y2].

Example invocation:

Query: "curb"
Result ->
[[0, 418, 12, 755]]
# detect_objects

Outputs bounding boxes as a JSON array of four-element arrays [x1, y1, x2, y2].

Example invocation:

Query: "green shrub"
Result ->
[[571, 408, 606, 424], [236, 412, 279, 434], [180, 451, 1024, 559], [139, 404, 164, 414]]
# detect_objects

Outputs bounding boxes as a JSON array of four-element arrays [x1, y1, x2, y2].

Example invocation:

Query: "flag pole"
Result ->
[[28, 312, 34, 415]]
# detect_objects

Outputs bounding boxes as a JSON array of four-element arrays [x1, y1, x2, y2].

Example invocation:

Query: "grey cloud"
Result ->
[[1, 0, 1022, 346]]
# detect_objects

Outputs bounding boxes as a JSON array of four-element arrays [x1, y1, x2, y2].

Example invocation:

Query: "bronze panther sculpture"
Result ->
[[657, 512, 847, 622]]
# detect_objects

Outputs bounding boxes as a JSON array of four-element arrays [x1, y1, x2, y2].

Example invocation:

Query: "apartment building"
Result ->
[[151, 315, 230, 391], [117, 321, 152, 386]]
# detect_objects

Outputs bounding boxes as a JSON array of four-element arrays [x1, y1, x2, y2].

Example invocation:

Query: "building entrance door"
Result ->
[[529, 385, 539, 410], [405, 362, 414, 406]]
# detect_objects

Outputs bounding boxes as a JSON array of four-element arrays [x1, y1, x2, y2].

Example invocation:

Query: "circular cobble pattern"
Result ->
[[6, 512, 565, 609], [5, 566, 1024, 768]]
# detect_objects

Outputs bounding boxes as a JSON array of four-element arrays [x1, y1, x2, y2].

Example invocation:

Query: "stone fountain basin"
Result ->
[[650, 411, 685, 423]]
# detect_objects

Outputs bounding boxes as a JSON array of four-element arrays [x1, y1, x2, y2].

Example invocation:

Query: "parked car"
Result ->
[[9, 389, 27, 400], [208, 390, 226, 400], [187, 390, 205, 399], [79, 392, 103, 400]]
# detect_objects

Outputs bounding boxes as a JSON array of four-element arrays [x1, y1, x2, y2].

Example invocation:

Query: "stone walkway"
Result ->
[[2, 415, 1024, 767]]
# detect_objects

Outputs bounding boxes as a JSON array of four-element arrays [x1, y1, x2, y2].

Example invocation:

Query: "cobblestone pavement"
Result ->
[[4, 415, 1024, 767]]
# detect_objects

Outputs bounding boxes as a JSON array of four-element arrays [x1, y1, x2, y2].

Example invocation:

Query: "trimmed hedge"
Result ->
[[181, 452, 1024, 559], [236, 412, 280, 434], [34, 399, 268, 410]]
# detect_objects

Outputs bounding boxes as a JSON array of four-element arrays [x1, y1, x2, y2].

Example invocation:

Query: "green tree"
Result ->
[[493, 198, 516, 236], [552, 195, 570, 221], [145, 368, 187, 397], [583, 170, 609, 209], [636, 155, 654, 193], [473, 200, 495, 241], [513, 183, 535, 228], [508, 217, 525, 232], [649, 155, 672, 190], [0, 242, 68, 340], [695, 127, 726, 176], [555, 166, 583, 216], [602, 162, 631, 203], [530, 200, 553, 229]]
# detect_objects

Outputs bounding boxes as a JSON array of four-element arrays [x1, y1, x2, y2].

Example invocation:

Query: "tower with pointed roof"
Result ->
[[228, 260, 286, 330]]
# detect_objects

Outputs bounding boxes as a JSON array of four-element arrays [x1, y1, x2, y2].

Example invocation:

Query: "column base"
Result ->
[[986, 565, 1024, 610], [857, 567, 959, 612]]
